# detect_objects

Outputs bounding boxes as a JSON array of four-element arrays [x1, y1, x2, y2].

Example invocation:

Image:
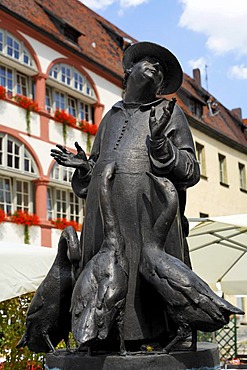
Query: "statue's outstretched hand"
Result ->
[[50, 142, 90, 171], [149, 98, 176, 139]]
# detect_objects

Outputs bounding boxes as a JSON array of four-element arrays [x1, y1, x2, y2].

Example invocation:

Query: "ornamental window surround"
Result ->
[[46, 63, 96, 123], [48, 163, 85, 223], [0, 134, 38, 214]]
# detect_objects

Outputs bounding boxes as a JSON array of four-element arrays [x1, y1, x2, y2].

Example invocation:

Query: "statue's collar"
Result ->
[[112, 98, 164, 111]]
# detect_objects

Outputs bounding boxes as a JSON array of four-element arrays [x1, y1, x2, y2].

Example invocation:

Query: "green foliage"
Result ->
[[197, 330, 214, 342], [0, 293, 44, 369]]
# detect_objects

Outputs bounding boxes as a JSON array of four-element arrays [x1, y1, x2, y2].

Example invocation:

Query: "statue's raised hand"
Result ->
[[149, 98, 176, 139], [50, 142, 90, 172]]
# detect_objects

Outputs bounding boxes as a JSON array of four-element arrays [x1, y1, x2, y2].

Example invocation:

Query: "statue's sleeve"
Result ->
[[149, 104, 200, 190], [71, 113, 107, 198]]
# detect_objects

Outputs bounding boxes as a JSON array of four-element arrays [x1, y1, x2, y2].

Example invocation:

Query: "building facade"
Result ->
[[0, 0, 246, 249]]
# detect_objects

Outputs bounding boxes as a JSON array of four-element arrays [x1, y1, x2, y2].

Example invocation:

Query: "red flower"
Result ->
[[79, 120, 98, 136], [14, 94, 39, 112], [54, 109, 77, 127], [50, 217, 81, 231], [88, 124, 98, 135], [0, 209, 6, 223], [0, 86, 7, 100], [9, 210, 40, 226]]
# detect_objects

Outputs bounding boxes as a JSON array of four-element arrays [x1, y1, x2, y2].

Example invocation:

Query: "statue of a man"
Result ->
[[51, 41, 200, 347]]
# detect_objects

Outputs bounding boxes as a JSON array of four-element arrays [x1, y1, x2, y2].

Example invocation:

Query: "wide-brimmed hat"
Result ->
[[122, 41, 183, 95]]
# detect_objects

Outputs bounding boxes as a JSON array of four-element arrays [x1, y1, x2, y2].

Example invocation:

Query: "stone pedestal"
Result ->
[[46, 342, 220, 370]]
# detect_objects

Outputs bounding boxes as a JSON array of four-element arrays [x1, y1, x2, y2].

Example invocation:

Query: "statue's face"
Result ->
[[129, 57, 164, 90]]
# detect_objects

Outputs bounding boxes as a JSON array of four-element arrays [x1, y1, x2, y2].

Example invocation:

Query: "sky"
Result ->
[[81, 0, 247, 119]]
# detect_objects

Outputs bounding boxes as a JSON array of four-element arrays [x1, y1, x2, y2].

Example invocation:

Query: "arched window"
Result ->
[[48, 163, 85, 223], [0, 29, 37, 97], [46, 63, 96, 123], [0, 133, 38, 213]]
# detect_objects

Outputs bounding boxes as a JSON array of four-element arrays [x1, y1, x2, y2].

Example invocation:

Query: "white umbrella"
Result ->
[[187, 214, 247, 295], [0, 241, 57, 302]]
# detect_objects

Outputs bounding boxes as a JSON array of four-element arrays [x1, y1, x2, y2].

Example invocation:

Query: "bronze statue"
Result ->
[[71, 162, 128, 355], [18, 41, 244, 357], [17, 226, 81, 353], [50, 42, 200, 347], [139, 173, 244, 353]]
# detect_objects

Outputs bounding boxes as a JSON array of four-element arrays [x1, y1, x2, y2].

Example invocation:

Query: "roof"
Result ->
[[173, 73, 247, 149], [1, 0, 136, 80], [0, 0, 246, 149]]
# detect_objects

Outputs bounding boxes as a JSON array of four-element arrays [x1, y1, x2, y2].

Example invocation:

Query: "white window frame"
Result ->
[[49, 63, 96, 99], [0, 134, 38, 175], [0, 176, 33, 214], [0, 63, 32, 97], [47, 63, 97, 124], [0, 29, 35, 68], [195, 142, 206, 177], [47, 86, 94, 123], [0, 134, 38, 214], [218, 153, 228, 185], [0, 176, 12, 213], [48, 163, 85, 223], [239, 162, 246, 191], [45, 86, 52, 114]]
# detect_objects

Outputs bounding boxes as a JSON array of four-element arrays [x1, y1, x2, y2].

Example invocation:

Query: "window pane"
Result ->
[[17, 193, 22, 205], [47, 187, 53, 220], [0, 65, 14, 95], [7, 155, 12, 167], [17, 73, 28, 96], [0, 177, 12, 213], [69, 191, 81, 223], [16, 181, 22, 192], [45, 87, 52, 113], [56, 189, 67, 218], [24, 194, 28, 207], [74, 72, 83, 91], [16, 180, 30, 211], [68, 96, 76, 117], [239, 163, 246, 190], [24, 150, 36, 174], [55, 91, 65, 110], [23, 182, 28, 193], [85, 104, 90, 121], [0, 190, 3, 203], [218, 154, 227, 184], [6, 35, 20, 60], [49, 65, 59, 79], [14, 157, 19, 169], [51, 163, 73, 183], [7, 140, 20, 170], [79, 102, 85, 120], [23, 48, 33, 67], [7, 139, 12, 153]]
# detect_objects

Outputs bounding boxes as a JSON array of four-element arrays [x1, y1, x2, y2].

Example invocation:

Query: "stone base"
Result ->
[[46, 342, 220, 370]]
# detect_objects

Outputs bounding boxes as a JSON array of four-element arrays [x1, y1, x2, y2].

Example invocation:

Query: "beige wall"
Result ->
[[186, 127, 247, 218]]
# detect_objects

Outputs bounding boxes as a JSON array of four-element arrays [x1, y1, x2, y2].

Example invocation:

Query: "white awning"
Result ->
[[0, 242, 56, 302], [188, 214, 247, 295]]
